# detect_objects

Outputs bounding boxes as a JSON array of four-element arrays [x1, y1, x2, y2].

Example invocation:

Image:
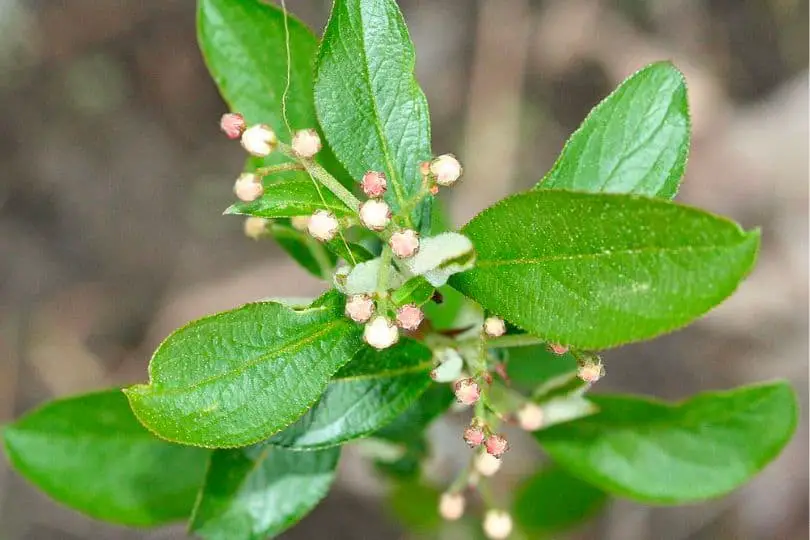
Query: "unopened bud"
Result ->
[[419, 161, 431, 176], [389, 229, 420, 258], [485, 434, 509, 458], [291, 215, 310, 231], [463, 422, 486, 447], [516, 402, 544, 431], [396, 304, 424, 331], [475, 451, 503, 477], [363, 316, 399, 350], [345, 294, 374, 323], [240, 124, 278, 157], [438, 492, 465, 521], [483, 317, 506, 337], [549, 343, 569, 355], [361, 171, 387, 198], [291, 128, 322, 158], [483, 510, 513, 540], [359, 199, 391, 231], [578, 360, 605, 384], [243, 217, 268, 240], [220, 112, 246, 139], [454, 378, 480, 406], [233, 173, 263, 202], [307, 210, 339, 242], [429, 185, 440, 195], [430, 154, 463, 186]]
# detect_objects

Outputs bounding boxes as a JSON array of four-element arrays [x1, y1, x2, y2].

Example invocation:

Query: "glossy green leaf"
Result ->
[[315, 0, 431, 221], [451, 190, 760, 349], [514, 467, 607, 534], [269, 339, 433, 450], [423, 285, 483, 332], [124, 292, 363, 448], [387, 480, 442, 533], [391, 276, 435, 307], [2, 390, 208, 526], [225, 179, 352, 219], [271, 222, 336, 279], [190, 445, 339, 539], [537, 381, 798, 503], [326, 238, 375, 265], [375, 384, 455, 444], [536, 62, 690, 199], [506, 345, 577, 391]]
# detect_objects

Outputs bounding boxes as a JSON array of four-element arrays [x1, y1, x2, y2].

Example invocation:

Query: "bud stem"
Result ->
[[254, 162, 305, 176], [478, 333, 546, 348], [278, 142, 361, 213]]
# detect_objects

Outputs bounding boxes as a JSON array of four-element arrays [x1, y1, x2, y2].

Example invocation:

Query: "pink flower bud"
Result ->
[[389, 229, 420, 258], [484, 434, 509, 458], [243, 217, 268, 240], [463, 423, 486, 447], [233, 173, 263, 202], [307, 210, 339, 242], [363, 316, 399, 350], [483, 316, 506, 337], [345, 294, 374, 323], [419, 161, 431, 176], [516, 403, 544, 431], [291, 128, 322, 158], [549, 343, 569, 355], [290, 215, 310, 231], [395, 304, 424, 331], [361, 171, 387, 198], [483, 510, 513, 540], [220, 112, 246, 139], [454, 378, 480, 406], [438, 492, 465, 521], [474, 451, 502, 477], [578, 360, 605, 384], [429, 185, 440, 195], [430, 154, 463, 186], [240, 124, 278, 157], [359, 199, 391, 231]]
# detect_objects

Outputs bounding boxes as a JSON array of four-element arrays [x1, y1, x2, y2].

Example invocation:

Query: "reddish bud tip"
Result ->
[[484, 434, 509, 458], [463, 424, 486, 447], [454, 378, 481, 406], [220, 112, 246, 139], [361, 171, 388, 198], [549, 343, 569, 355]]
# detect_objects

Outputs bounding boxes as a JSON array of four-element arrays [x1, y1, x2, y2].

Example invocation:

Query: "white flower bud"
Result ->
[[359, 199, 391, 231], [291, 128, 322, 158], [389, 229, 420, 258], [233, 173, 263, 202], [483, 316, 506, 337], [454, 378, 481, 406], [578, 361, 605, 384], [345, 294, 374, 323], [307, 210, 339, 242], [291, 215, 310, 231], [438, 492, 465, 521], [243, 217, 268, 240], [240, 124, 277, 157], [516, 402, 544, 431], [483, 510, 513, 540], [430, 154, 463, 186], [474, 451, 503, 477], [363, 316, 399, 350]]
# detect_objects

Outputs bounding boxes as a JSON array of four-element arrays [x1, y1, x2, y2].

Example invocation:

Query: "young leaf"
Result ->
[[268, 339, 433, 450], [190, 445, 340, 539], [2, 390, 208, 526], [271, 222, 337, 279], [345, 257, 406, 295], [513, 467, 607, 534], [451, 190, 760, 349], [536, 62, 690, 199], [124, 292, 363, 448], [315, 0, 432, 220], [536, 381, 798, 503], [225, 179, 352, 219], [403, 232, 476, 287], [391, 276, 435, 307]]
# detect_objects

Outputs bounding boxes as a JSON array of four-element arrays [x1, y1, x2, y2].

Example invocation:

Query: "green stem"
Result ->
[[376, 245, 393, 300], [483, 333, 545, 349], [254, 162, 304, 176], [277, 142, 361, 212]]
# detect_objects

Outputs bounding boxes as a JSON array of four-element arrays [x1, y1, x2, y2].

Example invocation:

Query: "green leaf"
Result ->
[[225, 179, 352, 219], [451, 190, 760, 349], [315, 0, 432, 221], [536, 62, 690, 199], [2, 390, 208, 526], [268, 339, 433, 450], [403, 232, 476, 287], [124, 292, 363, 448], [387, 480, 442, 533], [375, 384, 455, 444], [514, 467, 607, 534], [536, 381, 798, 503], [423, 285, 483, 332], [271, 222, 336, 279], [326, 238, 375, 265], [190, 445, 339, 539], [506, 345, 577, 391], [391, 276, 435, 307]]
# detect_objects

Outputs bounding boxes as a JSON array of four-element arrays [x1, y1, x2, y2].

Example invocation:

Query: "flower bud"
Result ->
[[363, 316, 399, 350], [291, 128, 322, 158], [359, 199, 391, 231], [419, 161, 431, 176], [475, 451, 503, 477], [430, 154, 463, 186], [484, 434, 509, 458], [389, 229, 420, 258], [233, 173, 263, 202], [345, 294, 374, 323], [243, 217, 268, 240], [361, 171, 387, 198], [307, 210, 339, 242], [290, 215, 310, 231], [549, 343, 569, 355], [483, 316, 506, 337], [578, 360, 605, 384], [483, 510, 513, 540], [240, 124, 278, 157], [516, 402, 544, 431], [463, 422, 486, 447], [454, 378, 480, 406], [396, 304, 424, 331], [438, 492, 465, 521], [220, 112, 246, 139]]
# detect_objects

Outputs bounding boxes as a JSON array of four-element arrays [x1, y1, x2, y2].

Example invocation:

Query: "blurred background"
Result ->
[[0, 0, 807, 539]]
